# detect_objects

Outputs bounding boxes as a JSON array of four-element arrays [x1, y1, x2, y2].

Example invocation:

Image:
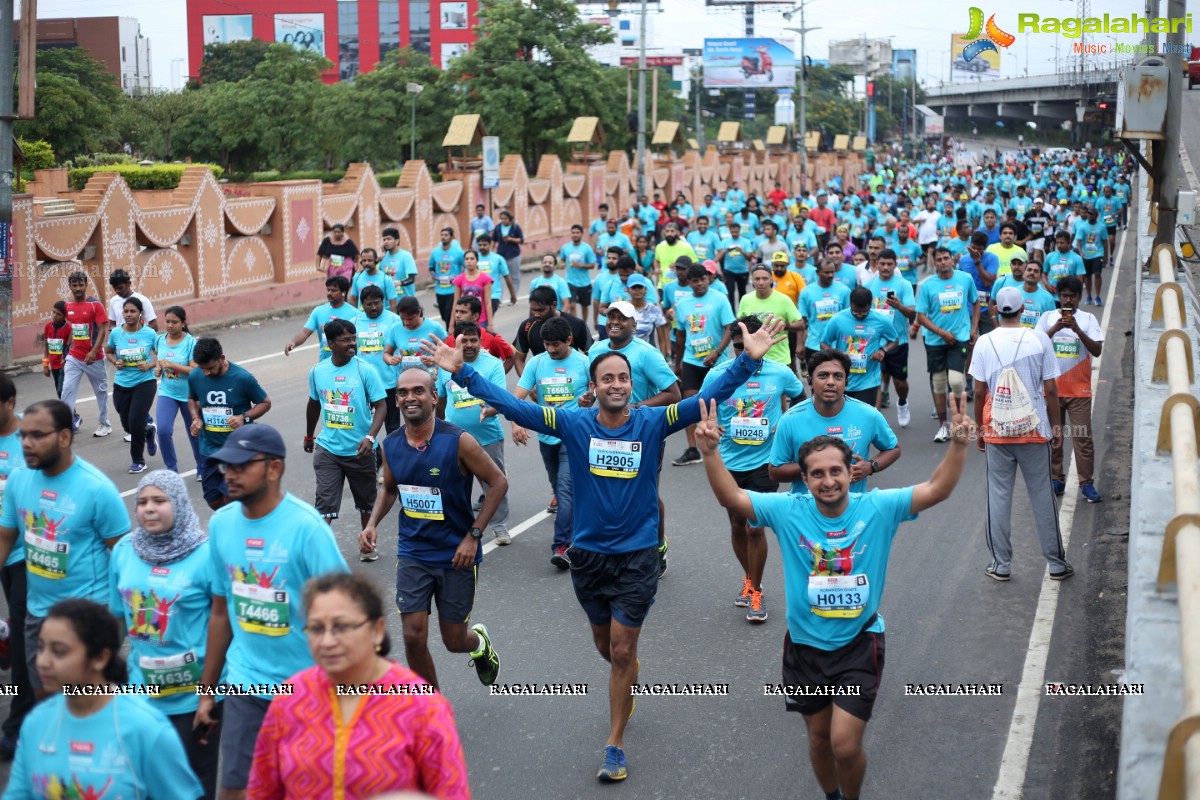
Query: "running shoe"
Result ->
[[128, 462, 147, 474], [671, 447, 703, 466], [469, 624, 499, 685], [359, 549, 379, 563], [550, 546, 571, 570], [597, 745, 628, 782], [734, 576, 753, 608], [1052, 479, 1065, 496], [879, 389, 891, 409], [1086, 295, 1094, 305], [72, 413, 82, 432], [933, 423, 951, 443], [1095, 295, 1103, 307], [657, 538, 669, 578], [123, 433, 133, 443], [896, 401, 911, 428], [746, 590, 768, 623], [493, 530, 512, 546], [985, 565, 1011, 582], [94, 423, 112, 437], [145, 422, 158, 457], [1080, 484, 1103, 503], [547, 495, 558, 514], [1049, 565, 1075, 581]]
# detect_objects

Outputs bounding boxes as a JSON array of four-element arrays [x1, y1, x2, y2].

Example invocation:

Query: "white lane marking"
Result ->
[[1181, 142, 1199, 194], [120, 469, 198, 498], [481, 511, 551, 555], [991, 214, 1127, 799]]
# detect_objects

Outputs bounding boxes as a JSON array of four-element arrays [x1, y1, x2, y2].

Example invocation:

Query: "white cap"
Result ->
[[995, 287, 1024, 314], [1034, 197, 1045, 203], [607, 301, 636, 319]]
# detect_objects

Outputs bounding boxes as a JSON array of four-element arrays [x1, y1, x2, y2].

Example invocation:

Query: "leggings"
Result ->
[[113, 380, 157, 464], [156, 395, 202, 473], [723, 272, 749, 305]]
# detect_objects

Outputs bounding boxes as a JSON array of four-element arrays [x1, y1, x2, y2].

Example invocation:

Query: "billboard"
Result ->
[[892, 49, 916, 82], [275, 14, 325, 53], [829, 38, 892, 76], [702, 38, 795, 89], [202, 15, 253, 46], [951, 33, 1000, 82]]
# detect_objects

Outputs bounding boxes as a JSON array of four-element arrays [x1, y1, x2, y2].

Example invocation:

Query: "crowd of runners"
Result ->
[[0, 139, 1128, 799]]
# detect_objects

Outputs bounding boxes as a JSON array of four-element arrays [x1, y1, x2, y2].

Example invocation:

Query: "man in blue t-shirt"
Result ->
[[379, 227, 419, 298], [561, 224, 600, 327], [383, 296, 448, 383], [917, 247, 980, 442], [284, 276, 354, 361], [429, 228, 466, 327], [672, 262, 736, 467], [188, 337, 272, 510], [348, 248, 399, 313], [864, 250, 917, 426], [419, 317, 784, 783], [820, 288, 900, 408], [1072, 206, 1111, 305], [1044, 231, 1086, 292], [698, 396, 973, 800]]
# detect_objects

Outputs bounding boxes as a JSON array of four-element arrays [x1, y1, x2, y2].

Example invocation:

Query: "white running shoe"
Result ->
[[123, 433, 132, 443], [933, 422, 951, 443], [93, 424, 113, 438], [896, 401, 911, 428]]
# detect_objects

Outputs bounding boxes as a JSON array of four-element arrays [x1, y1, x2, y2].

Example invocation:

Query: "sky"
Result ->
[[32, 0, 1164, 91]]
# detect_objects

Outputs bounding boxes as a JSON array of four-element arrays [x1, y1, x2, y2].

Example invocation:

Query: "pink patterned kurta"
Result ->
[[248, 664, 471, 800]]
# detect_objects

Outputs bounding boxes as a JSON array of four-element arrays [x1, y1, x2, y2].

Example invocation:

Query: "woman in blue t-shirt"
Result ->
[[106, 296, 158, 474], [154, 306, 201, 475], [5, 598, 203, 800]]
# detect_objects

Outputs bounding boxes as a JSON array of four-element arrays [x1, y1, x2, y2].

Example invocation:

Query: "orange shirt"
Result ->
[[772, 271, 806, 306]]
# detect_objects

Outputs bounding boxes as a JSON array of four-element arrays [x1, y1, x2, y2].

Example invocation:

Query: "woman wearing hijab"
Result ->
[[109, 470, 222, 799]]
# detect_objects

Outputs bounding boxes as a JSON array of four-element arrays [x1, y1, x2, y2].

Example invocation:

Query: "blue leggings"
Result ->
[[156, 396, 201, 473]]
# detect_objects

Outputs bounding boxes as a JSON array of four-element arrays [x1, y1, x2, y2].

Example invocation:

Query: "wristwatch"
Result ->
[[243, 414, 253, 425], [468, 527, 483, 540], [869, 459, 880, 475], [364, 434, 376, 445]]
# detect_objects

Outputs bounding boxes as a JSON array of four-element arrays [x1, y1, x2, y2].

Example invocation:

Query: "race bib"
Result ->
[[322, 401, 355, 429], [358, 331, 384, 353], [589, 438, 641, 478], [71, 322, 91, 342], [538, 376, 576, 405], [202, 406, 233, 433], [25, 531, 68, 579], [730, 416, 769, 446], [977, 291, 990, 305], [808, 574, 870, 618], [232, 581, 290, 636], [47, 339, 64, 356], [849, 351, 868, 374], [1020, 309, 1040, 329], [1053, 338, 1081, 359], [897, 257, 911, 271], [938, 290, 963, 313], [437, 270, 454, 287], [449, 381, 481, 409], [330, 255, 345, 267], [399, 356, 426, 372], [139, 650, 201, 697], [815, 299, 838, 321], [689, 336, 715, 358], [118, 347, 144, 367], [399, 484, 444, 520]]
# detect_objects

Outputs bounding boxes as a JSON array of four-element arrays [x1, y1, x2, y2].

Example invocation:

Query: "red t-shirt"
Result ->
[[43, 321, 71, 369], [64, 300, 108, 360], [445, 329, 514, 364], [809, 206, 838, 232], [768, 189, 789, 207]]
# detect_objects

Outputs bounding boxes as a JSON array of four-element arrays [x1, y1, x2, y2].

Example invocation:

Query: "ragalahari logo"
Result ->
[[961, 7, 1016, 63]]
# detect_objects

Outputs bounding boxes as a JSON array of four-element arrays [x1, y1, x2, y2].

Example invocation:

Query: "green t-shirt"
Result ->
[[985, 243, 1028, 278], [653, 240, 698, 288], [737, 290, 802, 366]]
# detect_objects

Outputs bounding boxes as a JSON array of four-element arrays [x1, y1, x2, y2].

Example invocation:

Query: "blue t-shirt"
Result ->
[[674, 290, 736, 367], [701, 359, 804, 472], [186, 363, 269, 458], [517, 349, 591, 446], [106, 326, 157, 388], [4, 694, 203, 800], [1017, 285, 1058, 329], [304, 302, 355, 360], [109, 538, 222, 715], [453, 354, 760, 553], [561, 242, 598, 287], [831, 263, 859, 291], [529, 274, 572, 310], [208, 494, 349, 696], [1095, 195, 1119, 227], [893, 240, 924, 284], [1073, 220, 1108, 259], [769, 398, 899, 495], [720, 236, 753, 274], [379, 248, 419, 297], [748, 487, 916, 649], [1044, 249, 1086, 287], [588, 217, 610, 237], [916, 271, 979, 346], [352, 309, 401, 387], [686, 229, 722, 261], [430, 243, 465, 296], [385, 319, 447, 380], [864, 274, 917, 342], [0, 426, 22, 566], [821, 309, 900, 391], [0, 459, 129, 617], [308, 357, 388, 457], [437, 352, 507, 447], [469, 214, 495, 241], [799, 282, 852, 350], [477, 252, 510, 299], [587, 337, 679, 404], [154, 333, 196, 402], [350, 269, 400, 309], [601, 277, 659, 307], [957, 251, 1001, 303], [596, 231, 634, 257], [945, 237, 970, 259]]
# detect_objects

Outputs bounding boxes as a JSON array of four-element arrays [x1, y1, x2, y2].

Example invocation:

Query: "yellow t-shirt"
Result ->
[[653, 240, 698, 288], [986, 243, 1028, 278]]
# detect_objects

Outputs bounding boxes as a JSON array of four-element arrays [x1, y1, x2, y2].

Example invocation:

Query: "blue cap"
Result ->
[[627, 274, 652, 290], [209, 423, 287, 464]]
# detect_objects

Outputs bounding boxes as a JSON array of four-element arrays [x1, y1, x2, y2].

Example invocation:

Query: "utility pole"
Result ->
[[0, 0, 15, 369], [1154, 0, 1185, 248], [636, 0, 648, 197], [694, 69, 703, 150], [784, 1, 818, 196]]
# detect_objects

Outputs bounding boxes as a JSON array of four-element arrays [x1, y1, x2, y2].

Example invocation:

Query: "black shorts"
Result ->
[[881, 343, 908, 379], [730, 464, 779, 493], [220, 695, 271, 789], [395, 558, 478, 624], [781, 627, 886, 721], [1083, 256, 1105, 276], [680, 362, 711, 393], [925, 342, 969, 374], [846, 387, 879, 406], [569, 284, 593, 307], [569, 545, 659, 628], [313, 445, 378, 519], [976, 307, 996, 335], [200, 457, 229, 505]]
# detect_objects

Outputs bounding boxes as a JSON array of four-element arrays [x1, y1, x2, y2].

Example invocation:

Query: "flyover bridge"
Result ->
[[923, 67, 1124, 131]]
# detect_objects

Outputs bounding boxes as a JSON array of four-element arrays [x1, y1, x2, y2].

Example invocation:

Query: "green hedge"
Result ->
[[377, 171, 402, 188], [68, 164, 224, 191], [17, 139, 55, 171]]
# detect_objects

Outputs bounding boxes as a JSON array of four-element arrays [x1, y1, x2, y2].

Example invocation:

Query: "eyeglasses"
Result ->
[[216, 457, 276, 475], [732, 342, 745, 351], [303, 619, 372, 638]]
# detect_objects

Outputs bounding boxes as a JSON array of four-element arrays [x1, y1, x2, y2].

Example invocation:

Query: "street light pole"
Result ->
[[405, 82, 424, 162], [784, 2, 818, 197]]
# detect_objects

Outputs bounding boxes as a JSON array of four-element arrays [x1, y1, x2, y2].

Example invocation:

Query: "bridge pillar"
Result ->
[[997, 102, 1004, 117]]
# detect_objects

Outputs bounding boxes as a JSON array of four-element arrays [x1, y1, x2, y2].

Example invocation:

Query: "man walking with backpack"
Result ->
[[969, 287, 1073, 582]]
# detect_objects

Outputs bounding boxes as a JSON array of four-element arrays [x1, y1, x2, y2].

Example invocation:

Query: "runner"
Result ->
[[702, 316, 805, 624], [187, 337, 272, 511], [865, 250, 917, 423], [530, 254, 572, 311], [798, 260, 852, 367], [430, 228, 466, 327], [512, 286, 593, 375], [917, 247, 979, 443], [379, 226, 419, 299], [194, 424, 350, 800], [60, 271, 113, 437], [476, 233, 518, 315], [417, 316, 784, 782], [1014, 260, 1057, 329], [0, 376, 33, 757], [304, 319, 387, 537], [283, 275, 353, 361], [986, 223, 1029, 278], [1072, 206, 1111, 305], [348, 248, 399, 313], [0, 399, 131, 702], [1043, 231, 1087, 293], [105, 296, 159, 474], [512, 316, 591, 567], [106, 268, 160, 333], [563, 223, 599, 326], [358, 367, 504, 690], [448, 295, 516, 372], [383, 296, 448, 382], [737, 264, 805, 369], [820, 287, 900, 408], [699, 385, 973, 800], [351, 285, 403, 434], [153, 306, 202, 475], [451, 250, 495, 330], [652, 223, 697, 288]]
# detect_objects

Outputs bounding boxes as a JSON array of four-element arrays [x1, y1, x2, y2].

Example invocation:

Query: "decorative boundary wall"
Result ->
[[9, 149, 864, 360]]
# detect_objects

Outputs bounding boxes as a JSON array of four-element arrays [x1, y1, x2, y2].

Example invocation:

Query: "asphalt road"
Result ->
[[0, 238, 1135, 799]]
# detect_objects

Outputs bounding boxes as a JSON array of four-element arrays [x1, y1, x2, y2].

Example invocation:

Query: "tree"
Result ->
[[444, 0, 621, 168], [238, 45, 331, 172], [14, 48, 123, 157], [802, 64, 861, 143], [198, 40, 273, 85], [124, 90, 205, 160]]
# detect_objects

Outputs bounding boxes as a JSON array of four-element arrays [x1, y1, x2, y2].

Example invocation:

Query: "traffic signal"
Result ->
[[1098, 102, 1108, 109], [867, 81, 875, 97]]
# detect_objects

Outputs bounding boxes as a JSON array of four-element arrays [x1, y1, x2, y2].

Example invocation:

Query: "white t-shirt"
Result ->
[[968, 326, 1061, 440], [855, 263, 878, 288], [913, 210, 942, 245], [108, 290, 157, 327]]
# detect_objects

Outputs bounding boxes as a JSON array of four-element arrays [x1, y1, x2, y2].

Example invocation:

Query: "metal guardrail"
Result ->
[[1152, 242, 1200, 800], [924, 67, 1127, 98]]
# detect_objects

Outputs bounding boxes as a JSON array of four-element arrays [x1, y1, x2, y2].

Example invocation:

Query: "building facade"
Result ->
[[186, 0, 480, 83], [17, 16, 151, 95]]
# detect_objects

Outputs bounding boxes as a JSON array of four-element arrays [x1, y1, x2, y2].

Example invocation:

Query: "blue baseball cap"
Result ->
[[627, 274, 652, 290], [209, 424, 287, 464]]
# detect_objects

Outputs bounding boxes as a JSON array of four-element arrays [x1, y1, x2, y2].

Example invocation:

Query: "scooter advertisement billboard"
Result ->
[[703, 38, 796, 88]]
